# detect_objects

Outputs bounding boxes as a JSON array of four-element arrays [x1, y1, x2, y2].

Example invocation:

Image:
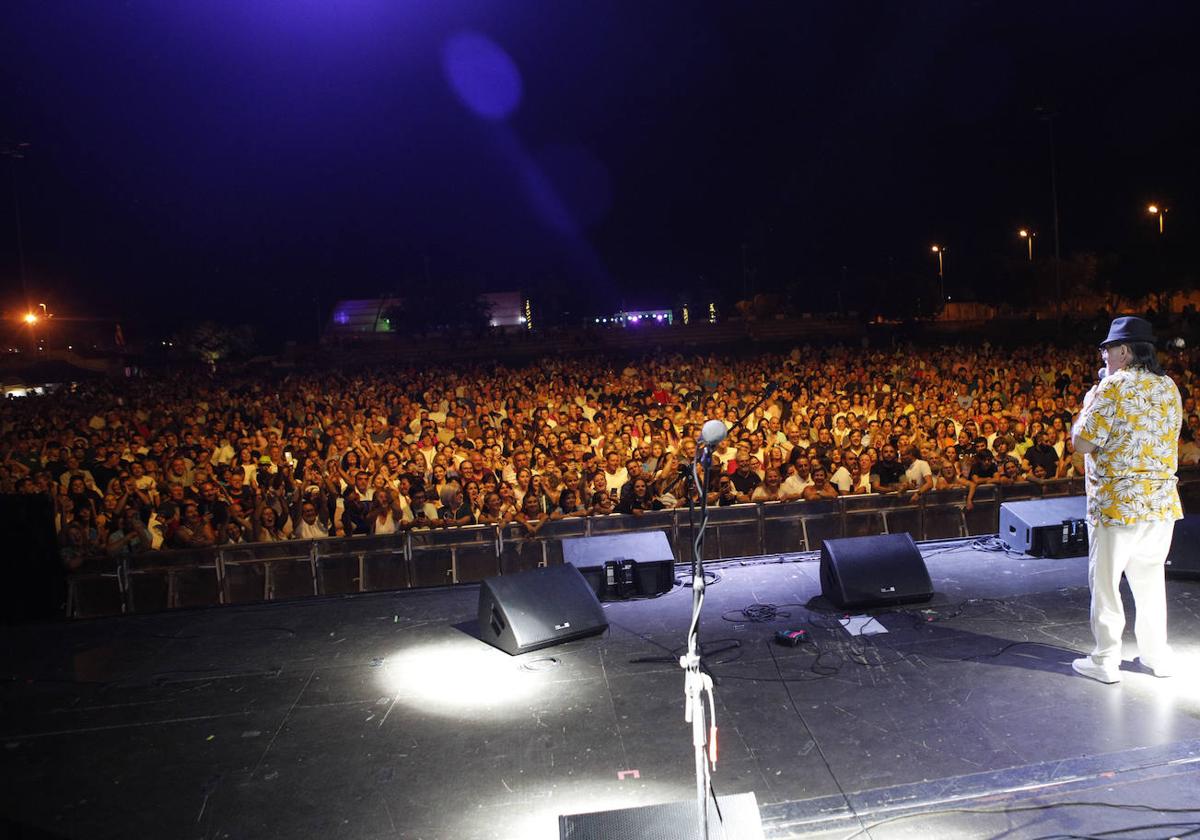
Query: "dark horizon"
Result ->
[[1, 0, 1197, 343]]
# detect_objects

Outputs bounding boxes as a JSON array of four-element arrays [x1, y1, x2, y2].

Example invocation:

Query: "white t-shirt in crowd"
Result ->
[[903, 459, 932, 490], [781, 474, 812, 497]]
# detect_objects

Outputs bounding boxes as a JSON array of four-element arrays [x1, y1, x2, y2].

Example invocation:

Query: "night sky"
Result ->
[[1, 1, 1196, 341]]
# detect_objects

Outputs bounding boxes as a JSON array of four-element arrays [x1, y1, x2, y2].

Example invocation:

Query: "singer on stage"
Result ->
[[1070, 316, 1182, 684]]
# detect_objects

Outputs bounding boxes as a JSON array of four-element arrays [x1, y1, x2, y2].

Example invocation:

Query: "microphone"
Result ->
[[1097, 366, 1108, 381], [700, 419, 728, 448]]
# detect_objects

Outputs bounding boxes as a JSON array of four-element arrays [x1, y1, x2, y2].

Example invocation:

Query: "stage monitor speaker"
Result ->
[[477, 563, 607, 655], [1166, 514, 1200, 580], [559, 791, 764, 840], [999, 496, 1088, 557], [562, 532, 675, 600], [820, 533, 933, 609]]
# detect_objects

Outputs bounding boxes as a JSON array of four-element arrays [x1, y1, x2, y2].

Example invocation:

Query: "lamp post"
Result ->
[[1018, 229, 1036, 261], [22, 303, 49, 350], [1034, 107, 1062, 318], [931, 245, 945, 303], [1147, 204, 1166, 234]]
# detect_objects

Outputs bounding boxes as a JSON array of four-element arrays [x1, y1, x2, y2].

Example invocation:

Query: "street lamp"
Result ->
[[22, 303, 49, 350], [930, 244, 946, 303], [1147, 204, 1166, 234], [1018, 229, 1036, 261]]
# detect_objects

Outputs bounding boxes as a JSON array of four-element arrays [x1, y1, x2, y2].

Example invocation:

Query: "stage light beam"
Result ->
[[442, 31, 523, 121], [378, 636, 552, 718]]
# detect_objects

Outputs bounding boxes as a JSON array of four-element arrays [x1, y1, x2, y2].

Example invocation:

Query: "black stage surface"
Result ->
[[3, 538, 1199, 839]]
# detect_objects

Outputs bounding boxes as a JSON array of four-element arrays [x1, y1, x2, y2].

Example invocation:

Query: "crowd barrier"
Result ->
[[66, 472, 1200, 618]]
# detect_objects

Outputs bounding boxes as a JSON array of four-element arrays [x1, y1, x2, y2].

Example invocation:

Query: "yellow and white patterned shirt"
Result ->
[[1077, 368, 1182, 527]]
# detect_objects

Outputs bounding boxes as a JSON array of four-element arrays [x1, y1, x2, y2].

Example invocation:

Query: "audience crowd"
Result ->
[[2, 341, 1197, 568]]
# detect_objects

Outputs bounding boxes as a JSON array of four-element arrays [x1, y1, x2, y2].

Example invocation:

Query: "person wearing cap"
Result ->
[[1071, 316, 1182, 683]]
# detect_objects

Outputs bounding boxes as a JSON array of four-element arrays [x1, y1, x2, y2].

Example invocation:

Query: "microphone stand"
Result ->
[[677, 381, 778, 838]]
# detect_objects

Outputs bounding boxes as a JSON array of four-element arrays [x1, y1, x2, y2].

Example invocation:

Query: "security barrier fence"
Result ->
[[66, 472, 1200, 618]]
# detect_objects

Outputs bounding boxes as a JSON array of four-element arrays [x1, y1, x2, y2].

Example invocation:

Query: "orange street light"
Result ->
[[1018, 229, 1036, 261], [1147, 204, 1166, 234], [23, 312, 37, 325]]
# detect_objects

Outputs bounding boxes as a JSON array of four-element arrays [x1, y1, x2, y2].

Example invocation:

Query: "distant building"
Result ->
[[326, 292, 525, 335]]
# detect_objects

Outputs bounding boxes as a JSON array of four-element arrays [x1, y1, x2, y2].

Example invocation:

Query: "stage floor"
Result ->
[[3, 539, 1199, 840]]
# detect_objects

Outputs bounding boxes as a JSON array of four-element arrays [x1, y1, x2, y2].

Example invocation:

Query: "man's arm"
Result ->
[[1072, 385, 1103, 454]]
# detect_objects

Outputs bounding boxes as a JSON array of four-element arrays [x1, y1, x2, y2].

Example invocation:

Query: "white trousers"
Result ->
[[1087, 520, 1175, 666]]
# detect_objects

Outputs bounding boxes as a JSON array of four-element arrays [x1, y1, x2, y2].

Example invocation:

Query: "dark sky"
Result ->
[[1, 0, 1196, 339]]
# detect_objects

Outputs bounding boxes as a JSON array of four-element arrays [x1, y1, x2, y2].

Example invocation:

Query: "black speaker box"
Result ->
[[999, 496, 1088, 557], [562, 532, 675, 600], [1166, 514, 1200, 580], [559, 791, 764, 840], [819, 533, 933, 609], [477, 563, 607, 655]]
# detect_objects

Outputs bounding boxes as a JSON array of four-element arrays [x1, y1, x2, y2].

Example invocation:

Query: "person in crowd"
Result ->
[[1180, 427, 1200, 467], [728, 448, 762, 500], [750, 467, 787, 502], [438, 483, 475, 527], [220, 518, 248, 545], [618, 477, 663, 514], [709, 473, 742, 506], [931, 459, 971, 491], [1023, 430, 1061, 476], [590, 490, 616, 515], [781, 458, 814, 498], [60, 522, 94, 570], [367, 488, 403, 535], [553, 487, 588, 518], [840, 456, 873, 495], [968, 446, 1000, 485], [292, 495, 332, 540], [869, 444, 906, 493], [174, 501, 217, 548], [513, 492, 550, 536], [253, 505, 288, 542], [803, 466, 840, 500], [901, 445, 933, 497], [995, 459, 1028, 485], [407, 488, 440, 528], [477, 491, 508, 525]]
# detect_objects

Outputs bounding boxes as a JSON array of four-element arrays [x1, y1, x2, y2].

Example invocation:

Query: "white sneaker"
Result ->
[[1138, 657, 1174, 678], [1072, 657, 1122, 684]]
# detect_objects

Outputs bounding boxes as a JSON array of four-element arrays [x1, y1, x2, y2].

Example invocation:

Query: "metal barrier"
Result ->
[[64, 472, 1198, 618]]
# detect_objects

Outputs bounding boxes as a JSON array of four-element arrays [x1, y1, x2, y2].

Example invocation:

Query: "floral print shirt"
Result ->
[[1077, 368, 1182, 526]]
